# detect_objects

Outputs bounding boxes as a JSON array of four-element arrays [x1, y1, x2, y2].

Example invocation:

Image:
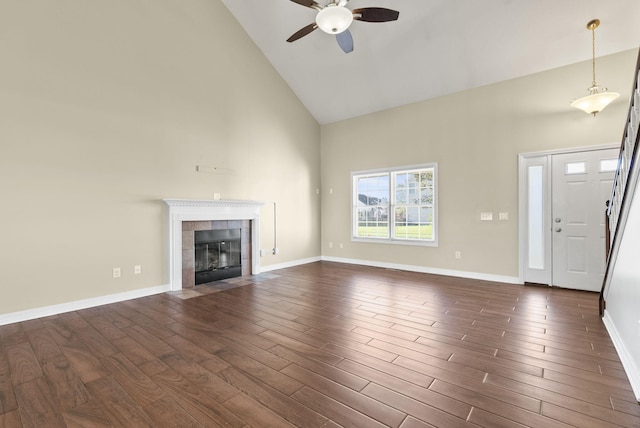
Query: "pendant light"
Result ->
[[570, 19, 619, 116]]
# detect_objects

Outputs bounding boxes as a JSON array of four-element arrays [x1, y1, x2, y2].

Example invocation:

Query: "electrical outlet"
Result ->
[[480, 212, 493, 221], [134, 265, 141, 275], [260, 249, 265, 257], [455, 251, 461, 259], [499, 212, 509, 220], [339, 243, 343, 249], [112, 267, 121, 278], [329, 242, 333, 249], [273, 248, 279, 255]]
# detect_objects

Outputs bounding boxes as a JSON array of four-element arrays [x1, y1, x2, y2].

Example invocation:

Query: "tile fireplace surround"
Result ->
[[164, 199, 264, 290]]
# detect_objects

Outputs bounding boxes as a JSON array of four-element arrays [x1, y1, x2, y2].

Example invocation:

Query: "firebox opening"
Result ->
[[194, 228, 242, 285]]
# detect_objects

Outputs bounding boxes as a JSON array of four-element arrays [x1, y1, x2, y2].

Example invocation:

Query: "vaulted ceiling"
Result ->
[[221, 0, 640, 124]]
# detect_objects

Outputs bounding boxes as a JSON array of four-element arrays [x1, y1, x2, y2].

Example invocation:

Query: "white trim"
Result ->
[[518, 144, 619, 284], [164, 199, 264, 291], [0, 284, 170, 327], [321, 256, 521, 285], [260, 256, 322, 272], [519, 143, 619, 158], [603, 310, 640, 402], [0, 258, 521, 327], [351, 163, 438, 247], [350, 237, 437, 247], [518, 155, 552, 285]]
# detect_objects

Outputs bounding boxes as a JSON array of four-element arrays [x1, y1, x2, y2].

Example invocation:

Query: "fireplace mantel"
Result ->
[[164, 199, 264, 290]]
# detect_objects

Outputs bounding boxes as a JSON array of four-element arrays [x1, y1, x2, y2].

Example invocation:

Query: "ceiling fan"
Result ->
[[286, 0, 400, 53]]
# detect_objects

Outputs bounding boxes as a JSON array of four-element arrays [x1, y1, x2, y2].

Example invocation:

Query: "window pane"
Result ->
[[406, 206, 419, 223], [422, 170, 433, 185], [421, 187, 433, 204], [528, 165, 544, 269], [394, 207, 407, 224], [396, 173, 407, 188], [600, 158, 618, 172], [357, 204, 389, 238], [356, 207, 389, 221], [355, 174, 389, 239], [357, 175, 388, 202], [395, 223, 433, 240], [409, 190, 418, 204], [565, 161, 586, 174], [395, 173, 407, 203], [360, 224, 389, 238], [392, 167, 435, 241], [396, 189, 407, 204], [421, 206, 433, 222]]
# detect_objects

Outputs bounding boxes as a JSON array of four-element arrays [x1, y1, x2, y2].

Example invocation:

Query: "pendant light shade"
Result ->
[[571, 89, 620, 116], [570, 19, 619, 116]]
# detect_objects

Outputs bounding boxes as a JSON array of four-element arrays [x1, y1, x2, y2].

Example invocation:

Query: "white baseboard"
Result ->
[[603, 310, 640, 402], [260, 256, 322, 273], [320, 256, 522, 285], [0, 257, 521, 327], [0, 284, 171, 327]]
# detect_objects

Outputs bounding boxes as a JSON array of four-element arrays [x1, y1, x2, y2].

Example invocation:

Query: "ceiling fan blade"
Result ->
[[289, 0, 321, 9], [287, 23, 318, 42], [336, 29, 353, 53], [353, 7, 399, 22]]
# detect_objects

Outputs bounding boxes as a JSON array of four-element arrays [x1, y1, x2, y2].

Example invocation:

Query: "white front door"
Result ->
[[521, 147, 618, 291], [550, 150, 616, 291]]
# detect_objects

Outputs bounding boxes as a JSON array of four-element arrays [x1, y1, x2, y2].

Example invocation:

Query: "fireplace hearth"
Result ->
[[194, 228, 242, 284]]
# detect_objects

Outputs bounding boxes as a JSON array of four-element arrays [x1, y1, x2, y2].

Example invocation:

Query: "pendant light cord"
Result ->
[[591, 25, 597, 87]]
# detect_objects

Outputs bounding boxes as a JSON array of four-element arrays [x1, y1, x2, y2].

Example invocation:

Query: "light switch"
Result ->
[[499, 212, 509, 220]]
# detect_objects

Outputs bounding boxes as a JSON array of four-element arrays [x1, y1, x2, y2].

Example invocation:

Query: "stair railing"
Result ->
[[600, 51, 640, 316]]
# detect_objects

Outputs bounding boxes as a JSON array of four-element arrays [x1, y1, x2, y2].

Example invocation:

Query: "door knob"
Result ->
[[554, 218, 562, 223], [554, 227, 562, 232]]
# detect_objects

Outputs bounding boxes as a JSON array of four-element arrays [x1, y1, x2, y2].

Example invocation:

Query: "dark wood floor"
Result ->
[[1, 262, 639, 427]]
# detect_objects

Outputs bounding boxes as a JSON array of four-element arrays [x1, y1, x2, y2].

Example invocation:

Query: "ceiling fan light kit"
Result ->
[[286, 0, 399, 53], [316, 5, 353, 34], [570, 19, 619, 116]]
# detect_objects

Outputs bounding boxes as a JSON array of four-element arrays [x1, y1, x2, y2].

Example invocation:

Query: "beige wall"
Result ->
[[320, 49, 638, 279], [0, 0, 321, 314], [1, 1, 637, 317]]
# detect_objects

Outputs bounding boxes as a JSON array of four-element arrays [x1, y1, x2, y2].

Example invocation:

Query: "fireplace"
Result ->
[[163, 199, 264, 291], [194, 228, 242, 284]]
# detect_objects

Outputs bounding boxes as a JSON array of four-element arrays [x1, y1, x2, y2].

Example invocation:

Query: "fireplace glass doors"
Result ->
[[194, 228, 242, 284]]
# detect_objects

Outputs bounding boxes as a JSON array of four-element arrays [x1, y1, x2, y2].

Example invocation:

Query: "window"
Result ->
[[352, 164, 437, 246], [565, 161, 586, 174], [599, 158, 618, 172]]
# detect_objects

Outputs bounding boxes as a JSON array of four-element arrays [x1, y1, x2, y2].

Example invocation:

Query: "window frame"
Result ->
[[351, 163, 438, 247]]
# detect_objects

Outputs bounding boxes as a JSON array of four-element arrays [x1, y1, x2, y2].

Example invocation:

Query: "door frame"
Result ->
[[518, 144, 618, 285]]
